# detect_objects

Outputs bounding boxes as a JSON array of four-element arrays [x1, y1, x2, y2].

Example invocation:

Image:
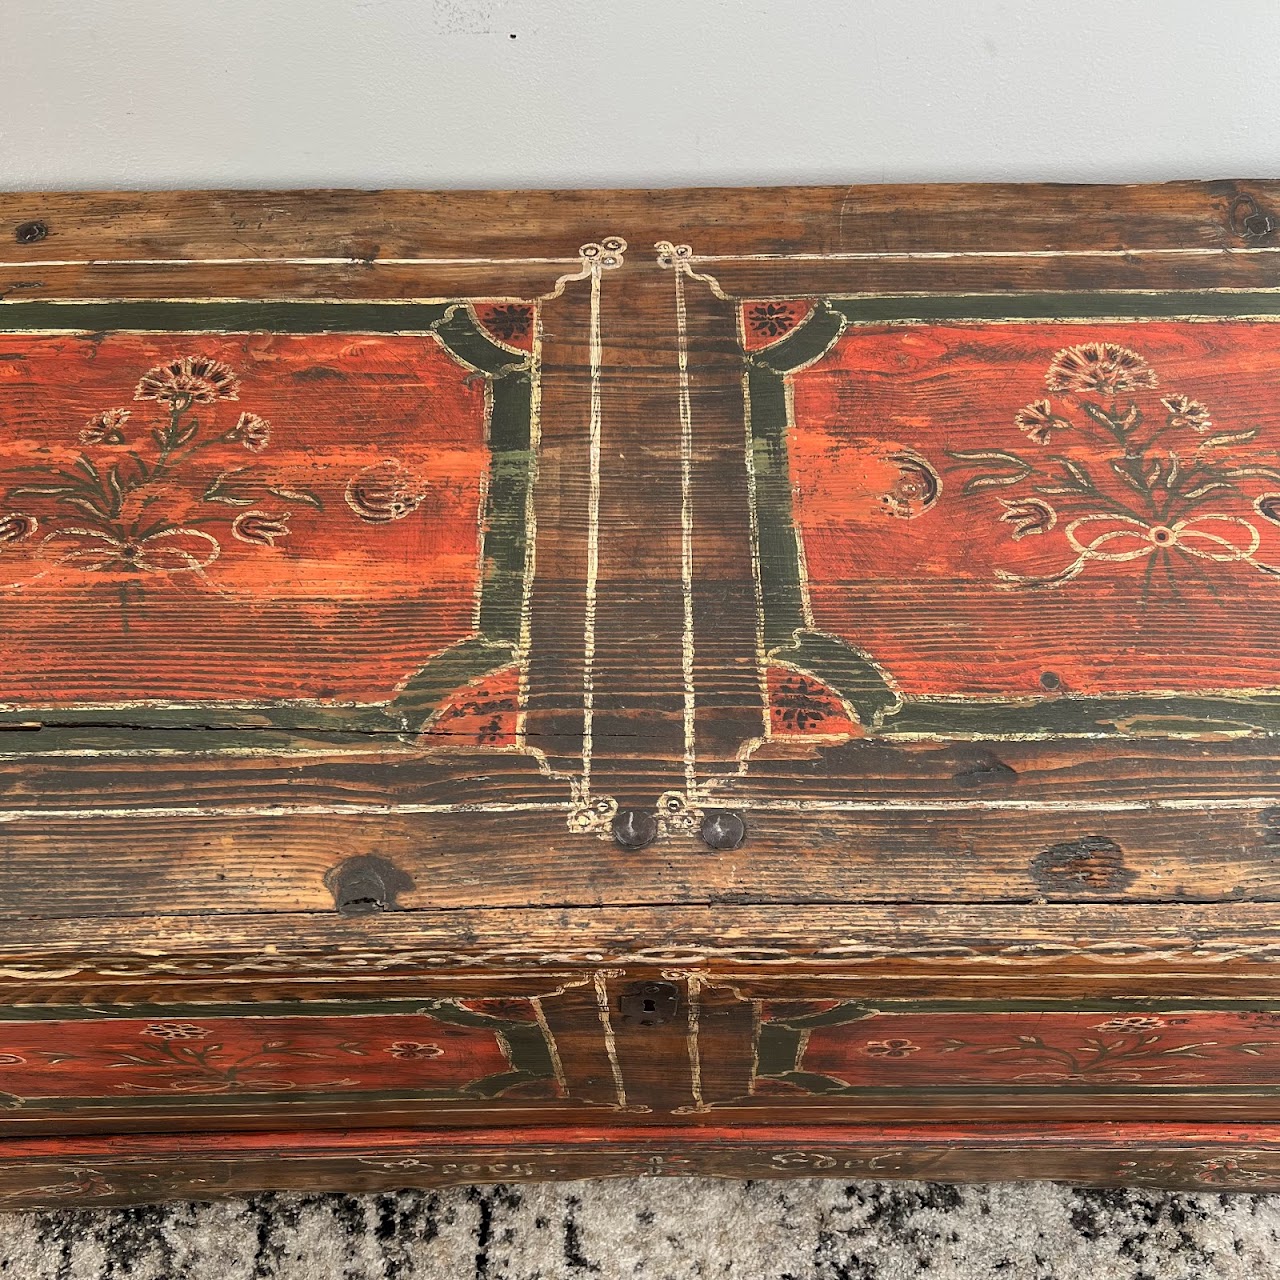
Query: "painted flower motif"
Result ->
[[1161, 394, 1212, 433], [142, 1022, 211, 1040], [999, 496, 1057, 540], [1014, 399, 1068, 445], [477, 304, 532, 343], [134, 356, 240, 406], [232, 510, 291, 546], [345, 460, 427, 524], [227, 412, 271, 452], [0, 513, 37, 546], [79, 408, 131, 445], [0, 1054, 25, 1066], [747, 302, 803, 339], [386, 1041, 443, 1060], [1091, 1017, 1167, 1032], [773, 674, 840, 733], [1256, 493, 1280, 526], [863, 1039, 920, 1058], [1044, 343, 1158, 396], [878, 450, 941, 519]]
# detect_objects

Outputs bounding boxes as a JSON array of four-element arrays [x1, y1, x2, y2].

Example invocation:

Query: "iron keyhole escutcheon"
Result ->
[[618, 980, 680, 1027]]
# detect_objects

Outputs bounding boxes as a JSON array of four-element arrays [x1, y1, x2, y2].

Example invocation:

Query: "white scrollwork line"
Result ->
[[544, 236, 628, 833], [540, 237, 628, 303], [997, 513, 1280, 590], [654, 241, 732, 300]]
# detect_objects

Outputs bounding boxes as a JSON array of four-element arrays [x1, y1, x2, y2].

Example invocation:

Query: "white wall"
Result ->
[[1, 0, 1277, 190]]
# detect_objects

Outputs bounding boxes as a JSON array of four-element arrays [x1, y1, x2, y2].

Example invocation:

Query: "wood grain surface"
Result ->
[[1, 1121, 1280, 1206], [2, 182, 1280, 1189]]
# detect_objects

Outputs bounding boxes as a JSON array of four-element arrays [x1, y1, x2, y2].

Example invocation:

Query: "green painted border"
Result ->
[[755, 995, 1280, 1098], [0, 300, 535, 740], [0, 994, 558, 1109], [748, 306, 900, 726], [745, 291, 1280, 738]]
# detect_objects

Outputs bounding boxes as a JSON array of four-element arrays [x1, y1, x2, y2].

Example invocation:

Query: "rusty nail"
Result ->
[[1230, 195, 1276, 240], [1244, 210, 1277, 238]]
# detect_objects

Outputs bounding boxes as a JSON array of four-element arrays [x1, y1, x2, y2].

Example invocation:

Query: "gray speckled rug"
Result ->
[[1, 1180, 1278, 1280]]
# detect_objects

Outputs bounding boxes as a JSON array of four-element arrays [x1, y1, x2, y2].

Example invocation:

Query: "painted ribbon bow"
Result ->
[[996, 513, 1280, 588], [37, 527, 221, 577]]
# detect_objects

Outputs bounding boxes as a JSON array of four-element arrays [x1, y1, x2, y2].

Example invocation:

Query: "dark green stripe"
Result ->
[[8, 994, 1272, 1023], [14, 1086, 556, 1112], [755, 1083, 1280, 1098], [767, 997, 1280, 1018], [830, 291, 1280, 323], [885, 693, 1280, 738], [0, 301, 454, 332], [748, 363, 808, 648], [0, 999, 501, 1022]]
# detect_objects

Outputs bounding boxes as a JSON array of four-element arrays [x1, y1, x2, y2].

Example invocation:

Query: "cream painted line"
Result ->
[[514, 310, 546, 752], [0, 298, 537, 310], [670, 257, 700, 802], [685, 975, 706, 1112], [0, 801, 573, 821], [0, 748, 414, 760], [6, 246, 1280, 269], [593, 971, 628, 1110], [0, 795, 1269, 821], [840, 316, 1280, 327], [738, 797, 1278, 813], [0, 256, 582, 269], [732, 286, 1280, 299], [531, 997, 569, 1096], [740, 366, 771, 738], [579, 263, 604, 802], [693, 246, 1280, 263]]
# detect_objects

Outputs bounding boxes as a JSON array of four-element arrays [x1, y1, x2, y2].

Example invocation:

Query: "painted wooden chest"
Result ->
[[2, 183, 1280, 1202]]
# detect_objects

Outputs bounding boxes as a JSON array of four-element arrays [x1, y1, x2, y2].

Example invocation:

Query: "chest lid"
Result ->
[[2, 184, 1279, 988]]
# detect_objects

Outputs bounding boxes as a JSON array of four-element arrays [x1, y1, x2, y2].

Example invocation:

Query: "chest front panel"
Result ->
[[3, 185, 1280, 1197]]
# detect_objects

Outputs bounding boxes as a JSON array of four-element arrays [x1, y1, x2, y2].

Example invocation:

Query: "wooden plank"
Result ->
[[3, 184, 1279, 303], [1, 183, 1275, 260], [5, 734, 1280, 803], [0, 1121, 1279, 1203], [2, 903, 1280, 986], [1, 803, 1279, 916]]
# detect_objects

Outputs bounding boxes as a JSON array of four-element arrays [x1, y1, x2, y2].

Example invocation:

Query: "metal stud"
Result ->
[[699, 809, 747, 850], [323, 855, 413, 915], [612, 808, 658, 850], [14, 221, 48, 245]]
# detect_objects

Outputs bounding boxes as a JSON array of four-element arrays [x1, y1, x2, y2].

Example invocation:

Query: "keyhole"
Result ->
[[619, 980, 679, 1027]]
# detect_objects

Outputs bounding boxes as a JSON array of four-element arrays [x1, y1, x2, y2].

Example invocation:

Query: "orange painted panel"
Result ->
[[790, 321, 1280, 696], [0, 1004, 555, 1103], [758, 1003, 1280, 1092], [0, 332, 487, 705]]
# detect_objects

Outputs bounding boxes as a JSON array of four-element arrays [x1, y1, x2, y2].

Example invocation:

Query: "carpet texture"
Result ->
[[0, 1179, 1278, 1279]]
